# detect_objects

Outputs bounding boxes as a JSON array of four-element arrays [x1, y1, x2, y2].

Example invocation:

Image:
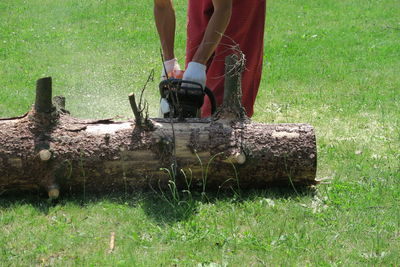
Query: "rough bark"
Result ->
[[218, 54, 247, 120], [0, 110, 317, 195]]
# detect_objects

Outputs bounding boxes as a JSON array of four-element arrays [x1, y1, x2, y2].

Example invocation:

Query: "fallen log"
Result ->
[[0, 55, 317, 197]]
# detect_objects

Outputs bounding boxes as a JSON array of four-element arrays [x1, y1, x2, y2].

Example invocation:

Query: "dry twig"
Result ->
[[108, 232, 116, 254]]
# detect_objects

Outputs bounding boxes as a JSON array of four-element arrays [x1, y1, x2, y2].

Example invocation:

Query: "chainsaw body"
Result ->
[[159, 79, 217, 119]]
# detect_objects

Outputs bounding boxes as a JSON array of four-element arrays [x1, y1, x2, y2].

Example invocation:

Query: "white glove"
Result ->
[[182, 61, 207, 89], [160, 98, 170, 115], [161, 58, 181, 80], [159, 58, 181, 117]]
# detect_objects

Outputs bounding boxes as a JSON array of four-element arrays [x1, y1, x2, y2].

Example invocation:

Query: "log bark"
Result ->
[[218, 54, 247, 120], [0, 110, 317, 195]]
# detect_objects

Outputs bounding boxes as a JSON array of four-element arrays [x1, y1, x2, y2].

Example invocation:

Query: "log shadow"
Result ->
[[134, 186, 317, 225], [0, 186, 316, 223], [0, 190, 133, 215], [0, 190, 53, 214]]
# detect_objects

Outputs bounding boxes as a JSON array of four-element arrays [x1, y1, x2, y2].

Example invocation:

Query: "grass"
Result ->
[[1, 0, 399, 265]]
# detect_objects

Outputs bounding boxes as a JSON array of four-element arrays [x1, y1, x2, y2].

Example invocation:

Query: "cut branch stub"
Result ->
[[35, 77, 53, 113], [217, 54, 247, 120], [38, 149, 52, 161], [222, 151, 246, 165], [129, 93, 142, 125], [52, 95, 70, 113], [129, 92, 153, 130], [52, 96, 70, 115], [53, 96, 65, 110], [47, 183, 60, 199]]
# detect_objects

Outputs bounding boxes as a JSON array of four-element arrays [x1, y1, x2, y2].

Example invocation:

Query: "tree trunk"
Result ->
[[0, 57, 318, 197], [0, 111, 317, 195]]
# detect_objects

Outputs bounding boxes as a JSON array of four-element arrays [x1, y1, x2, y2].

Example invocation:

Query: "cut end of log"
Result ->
[[233, 152, 246, 165], [223, 152, 246, 165], [48, 187, 60, 200], [38, 149, 52, 161]]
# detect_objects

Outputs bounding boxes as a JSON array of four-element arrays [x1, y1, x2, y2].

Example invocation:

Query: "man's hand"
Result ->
[[182, 62, 207, 89], [161, 58, 181, 80]]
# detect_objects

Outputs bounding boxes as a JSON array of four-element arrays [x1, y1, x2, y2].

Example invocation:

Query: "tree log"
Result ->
[[0, 56, 317, 196], [0, 110, 317, 195]]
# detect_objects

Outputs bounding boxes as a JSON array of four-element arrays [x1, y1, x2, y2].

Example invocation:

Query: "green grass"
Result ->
[[1, 0, 399, 265]]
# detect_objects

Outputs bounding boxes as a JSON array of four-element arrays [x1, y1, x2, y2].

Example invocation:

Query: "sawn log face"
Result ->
[[0, 110, 317, 194]]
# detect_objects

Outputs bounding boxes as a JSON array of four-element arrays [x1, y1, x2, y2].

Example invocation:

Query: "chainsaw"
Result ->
[[159, 78, 217, 118]]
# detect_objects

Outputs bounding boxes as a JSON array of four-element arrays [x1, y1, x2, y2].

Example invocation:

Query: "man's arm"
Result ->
[[192, 0, 233, 65], [182, 0, 232, 90], [154, 0, 176, 61]]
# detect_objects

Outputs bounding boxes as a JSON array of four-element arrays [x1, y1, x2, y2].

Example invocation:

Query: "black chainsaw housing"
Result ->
[[159, 79, 217, 118]]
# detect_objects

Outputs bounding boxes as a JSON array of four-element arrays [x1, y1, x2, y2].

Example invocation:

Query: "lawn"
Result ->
[[1, 0, 399, 265]]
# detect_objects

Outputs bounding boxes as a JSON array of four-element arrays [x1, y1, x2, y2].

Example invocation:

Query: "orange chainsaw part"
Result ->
[[168, 70, 185, 79]]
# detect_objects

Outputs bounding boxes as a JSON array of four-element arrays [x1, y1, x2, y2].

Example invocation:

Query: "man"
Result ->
[[154, 0, 266, 117]]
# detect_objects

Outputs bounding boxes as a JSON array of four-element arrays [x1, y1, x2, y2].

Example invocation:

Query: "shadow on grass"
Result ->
[[0, 190, 54, 214], [142, 186, 316, 224], [0, 186, 316, 225]]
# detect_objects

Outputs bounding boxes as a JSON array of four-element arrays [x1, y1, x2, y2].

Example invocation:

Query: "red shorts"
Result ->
[[186, 0, 266, 117]]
